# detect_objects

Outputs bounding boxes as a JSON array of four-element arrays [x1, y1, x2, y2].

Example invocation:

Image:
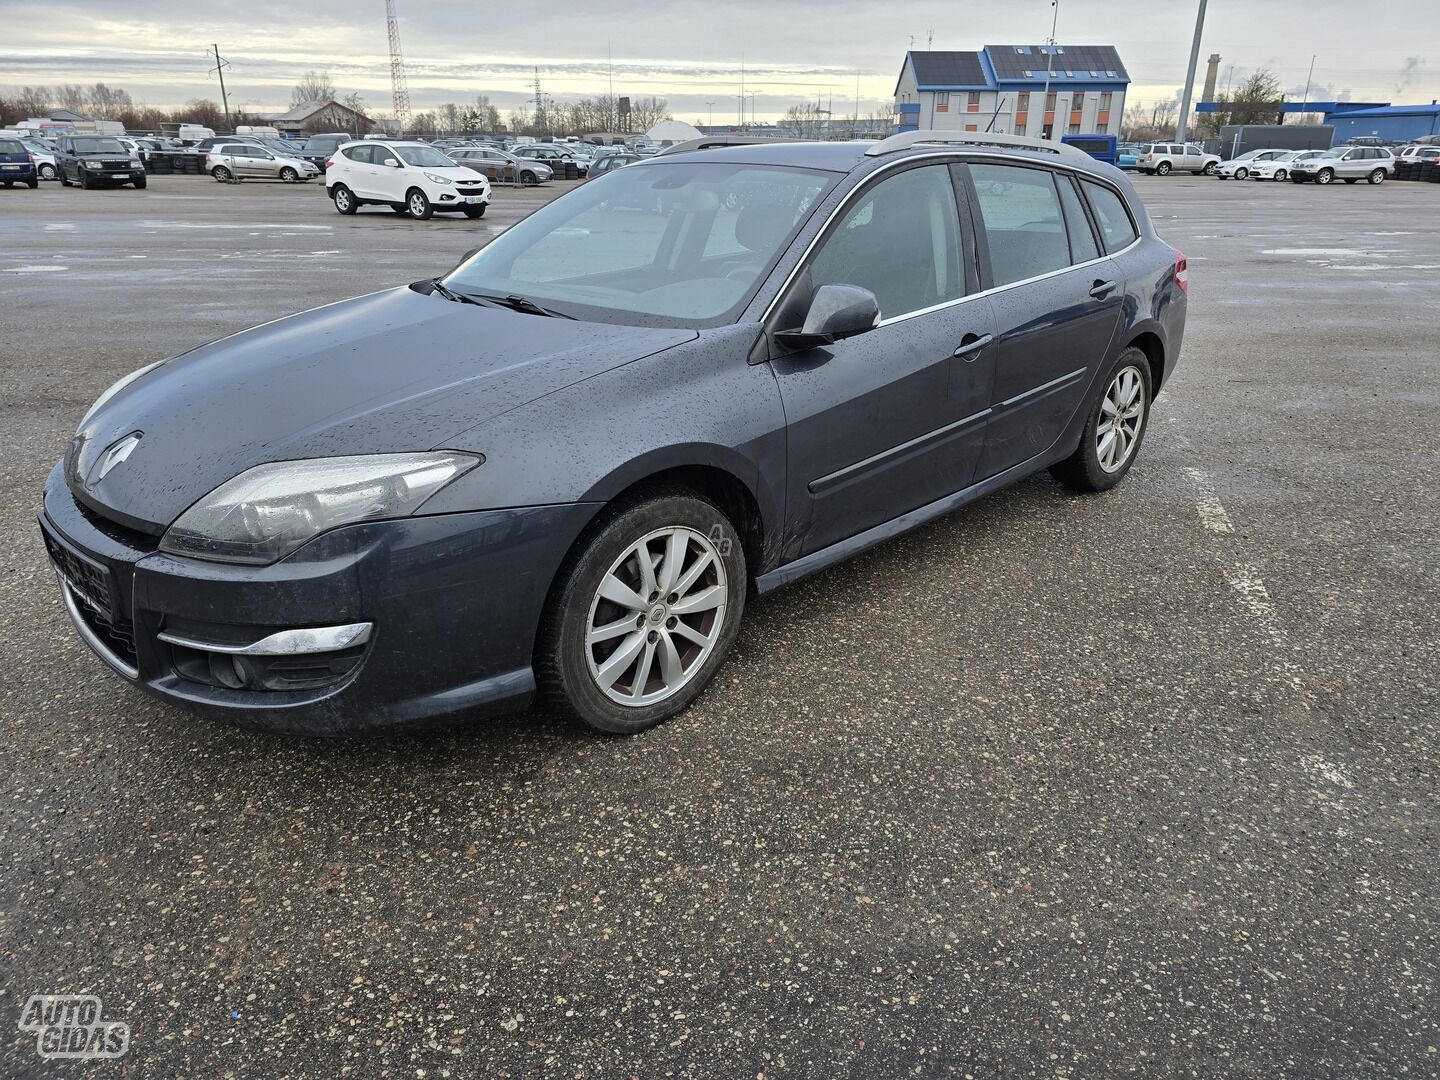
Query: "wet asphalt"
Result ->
[[1, 172, 1437, 1078]]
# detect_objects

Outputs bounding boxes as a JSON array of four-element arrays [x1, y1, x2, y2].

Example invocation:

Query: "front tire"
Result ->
[[1050, 348, 1152, 492], [406, 188, 433, 219], [132, 177, 146, 189], [1368, 168, 1386, 184], [279, 166, 299, 182], [1273, 168, 1287, 181], [1234, 167, 1248, 180], [1316, 168, 1335, 185], [38, 163, 56, 180], [463, 204, 487, 218], [520, 170, 537, 186], [537, 492, 747, 734], [331, 185, 357, 214]]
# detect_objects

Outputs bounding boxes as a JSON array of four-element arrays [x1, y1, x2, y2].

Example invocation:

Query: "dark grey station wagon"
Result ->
[[41, 131, 1188, 735]]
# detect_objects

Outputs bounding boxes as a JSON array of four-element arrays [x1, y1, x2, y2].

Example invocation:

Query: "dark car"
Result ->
[[40, 131, 1187, 736], [586, 152, 639, 178], [0, 136, 39, 188], [54, 135, 146, 189], [296, 132, 352, 169]]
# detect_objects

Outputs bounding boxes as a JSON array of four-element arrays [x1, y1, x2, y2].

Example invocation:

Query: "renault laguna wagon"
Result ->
[[41, 131, 1188, 735]]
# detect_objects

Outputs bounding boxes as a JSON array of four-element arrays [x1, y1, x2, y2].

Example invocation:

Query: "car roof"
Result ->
[[656, 138, 1127, 181]]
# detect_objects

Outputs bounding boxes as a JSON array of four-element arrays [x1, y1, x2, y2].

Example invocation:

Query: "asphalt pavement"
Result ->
[[1, 171, 1437, 1077]]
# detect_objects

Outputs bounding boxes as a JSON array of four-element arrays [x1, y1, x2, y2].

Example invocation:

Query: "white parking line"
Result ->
[[1183, 467, 1233, 533]]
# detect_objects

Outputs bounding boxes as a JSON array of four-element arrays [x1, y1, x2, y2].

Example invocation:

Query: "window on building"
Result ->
[[1072, 92, 1085, 108], [1045, 92, 1057, 111], [809, 164, 965, 319], [1017, 92, 1031, 111], [967, 91, 981, 111], [1067, 123, 1081, 135], [935, 92, 949, 112], [969, 163, 1071, 286], [965, 123, 978, 131], [1099, 92, 1113, 111]]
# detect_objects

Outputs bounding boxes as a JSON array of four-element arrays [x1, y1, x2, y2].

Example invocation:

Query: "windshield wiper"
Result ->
[[428, 278, 482, 305], [472, 293, 575, 319]]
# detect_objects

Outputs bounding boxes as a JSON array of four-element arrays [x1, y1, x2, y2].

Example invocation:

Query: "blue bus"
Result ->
[[1060, 133, 1119, 165]]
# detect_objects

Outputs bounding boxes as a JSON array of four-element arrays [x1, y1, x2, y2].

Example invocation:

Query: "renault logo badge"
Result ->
[[89, 432, 142, 485]]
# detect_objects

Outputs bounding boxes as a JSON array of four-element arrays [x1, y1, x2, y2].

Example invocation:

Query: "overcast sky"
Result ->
[[1, 0, 1434, 121]]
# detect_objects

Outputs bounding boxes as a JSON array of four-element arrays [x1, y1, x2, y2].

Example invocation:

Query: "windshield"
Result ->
[[1274, 151, 1300, 161], [68, 137, 125, 154], [445, 161, 837, 328], [395, 145, 456, 167]]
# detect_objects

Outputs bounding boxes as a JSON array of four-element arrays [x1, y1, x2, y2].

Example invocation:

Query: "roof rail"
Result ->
[[655, 135, 793, 157], [865, 129, 1092, 161]]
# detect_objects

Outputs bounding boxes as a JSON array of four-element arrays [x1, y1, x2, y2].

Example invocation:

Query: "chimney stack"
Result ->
[[1202, 53, 1221, 103]]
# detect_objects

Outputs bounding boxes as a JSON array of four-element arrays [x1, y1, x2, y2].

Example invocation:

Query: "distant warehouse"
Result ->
[[894, 44, 1129, 140]]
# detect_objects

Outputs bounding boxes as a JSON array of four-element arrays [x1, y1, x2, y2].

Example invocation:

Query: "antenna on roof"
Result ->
[[927, 29, 934, 50]]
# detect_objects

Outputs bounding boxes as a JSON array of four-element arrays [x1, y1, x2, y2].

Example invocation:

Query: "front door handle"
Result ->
[[1089, 279, 1118, 300], [952, 333, 994, 360]]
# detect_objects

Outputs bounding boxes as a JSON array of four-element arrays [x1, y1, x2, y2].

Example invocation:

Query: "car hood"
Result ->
[[70, 286, 696, 533]]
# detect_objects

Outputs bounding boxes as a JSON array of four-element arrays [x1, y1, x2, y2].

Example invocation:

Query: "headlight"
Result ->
[[424, 172, 454, 185], [78, 361, 165, 431], [159, 452, 480, 565], [84, 159, 104, 169], [129, 157, 142, 166]]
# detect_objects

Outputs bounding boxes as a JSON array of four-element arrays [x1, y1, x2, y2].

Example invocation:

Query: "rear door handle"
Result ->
[[952, 333, 993, 359], [1089, 279, 1118, 300]]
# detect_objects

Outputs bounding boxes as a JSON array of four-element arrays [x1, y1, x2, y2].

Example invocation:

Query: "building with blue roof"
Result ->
[[894, 45, 1130, 139], [1325, 102, 1440, 144]]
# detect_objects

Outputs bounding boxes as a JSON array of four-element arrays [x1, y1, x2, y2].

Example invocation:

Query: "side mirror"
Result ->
[[775, 284, 880, 351], [384, 158, 402, 168]]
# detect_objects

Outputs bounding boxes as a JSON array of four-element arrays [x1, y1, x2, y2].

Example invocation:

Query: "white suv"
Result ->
[[1137, 142, 1220, 176], [1288, 146, 1395, 185], [326, 140, 491, 219]]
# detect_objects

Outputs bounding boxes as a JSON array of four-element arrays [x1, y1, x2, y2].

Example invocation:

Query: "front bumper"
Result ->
[[39, 462, 596, 734]]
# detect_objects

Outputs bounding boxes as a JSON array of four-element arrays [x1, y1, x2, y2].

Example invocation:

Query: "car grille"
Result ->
[[41, 528, 140, 670], [456, 184, 487, 196], [98, 161, 133, 172]]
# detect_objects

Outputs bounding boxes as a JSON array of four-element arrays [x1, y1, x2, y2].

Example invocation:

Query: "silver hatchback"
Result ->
[[206, 143, 321, 183], [1289, 146, 1394, 185]]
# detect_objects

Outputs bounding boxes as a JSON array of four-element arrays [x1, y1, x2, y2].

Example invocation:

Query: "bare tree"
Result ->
[[291, 71, 336, 107], [339, 91, 367, 118], [1123, 99, 1178, 141], [473, 95, 502, 131], [86, 83, 134, 120], [777, 101, 826, 140], [628, 95, 670, 130], [1195, 68, 1284, 136]]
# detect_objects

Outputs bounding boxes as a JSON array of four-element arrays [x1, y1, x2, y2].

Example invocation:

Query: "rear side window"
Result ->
[[809, 164, 965, 320], [1055, 177, 1100, 263], [0, 139, 24, 154], [1081, 181, 1139, 253], [969, 163, 1071, 287]]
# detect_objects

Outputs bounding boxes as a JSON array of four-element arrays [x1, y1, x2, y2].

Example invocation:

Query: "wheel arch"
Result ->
[[1123, 329, 1167, 395]]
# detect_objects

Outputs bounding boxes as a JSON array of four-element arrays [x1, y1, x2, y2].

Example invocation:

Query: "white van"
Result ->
[[236, 125, 281, 139]]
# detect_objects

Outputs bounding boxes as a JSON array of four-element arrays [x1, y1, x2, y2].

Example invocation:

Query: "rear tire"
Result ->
[[1203, 160, 1218, 175], [536, 491, 747, 734], [1050, 347, 1152, 493], [27, 179, 38, 189], [406, 188, 433, 219], [331, 184, 357, 214], [1156, 161, 1172, 176], [212, 165, 232, 181]]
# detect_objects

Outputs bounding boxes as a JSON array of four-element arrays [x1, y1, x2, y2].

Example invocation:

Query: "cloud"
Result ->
[[1394, 55, 1425, 95]]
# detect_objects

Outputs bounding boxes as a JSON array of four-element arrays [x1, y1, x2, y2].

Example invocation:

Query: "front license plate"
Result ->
[[111, 172, 130, 178], [40, 527, 113, 620], [464, 195, 485, 204]]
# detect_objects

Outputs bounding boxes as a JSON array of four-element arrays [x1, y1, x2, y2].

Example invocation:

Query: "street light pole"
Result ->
[[1175, 0, 1208, 144], [705, 101, 715, 129], [1041, 0, 1059, 139]]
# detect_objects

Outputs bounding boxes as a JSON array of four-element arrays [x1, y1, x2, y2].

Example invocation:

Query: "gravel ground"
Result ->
[[1, 172, 1437, 1078]]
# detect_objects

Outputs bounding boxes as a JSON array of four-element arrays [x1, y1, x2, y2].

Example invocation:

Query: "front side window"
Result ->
[[372, 147, 399, 167], [969, 163, 1071, 287], [1081, 180, 1139, 252], [394, 145, 454, 167], [446, 162, 836, 327], [808, 164, 965, 321]]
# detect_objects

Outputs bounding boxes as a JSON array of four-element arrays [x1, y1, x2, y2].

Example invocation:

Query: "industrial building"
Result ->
[[1325, 102, 1440, 144], [893, 45, 1129, 139]]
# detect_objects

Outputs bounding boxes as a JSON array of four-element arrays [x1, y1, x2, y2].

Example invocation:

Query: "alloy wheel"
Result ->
[[1317, 168, 1334, 185], [585, 526, 728, 707], [1097, 365, 1146, 474], [1274, 169, 1287, 181]]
